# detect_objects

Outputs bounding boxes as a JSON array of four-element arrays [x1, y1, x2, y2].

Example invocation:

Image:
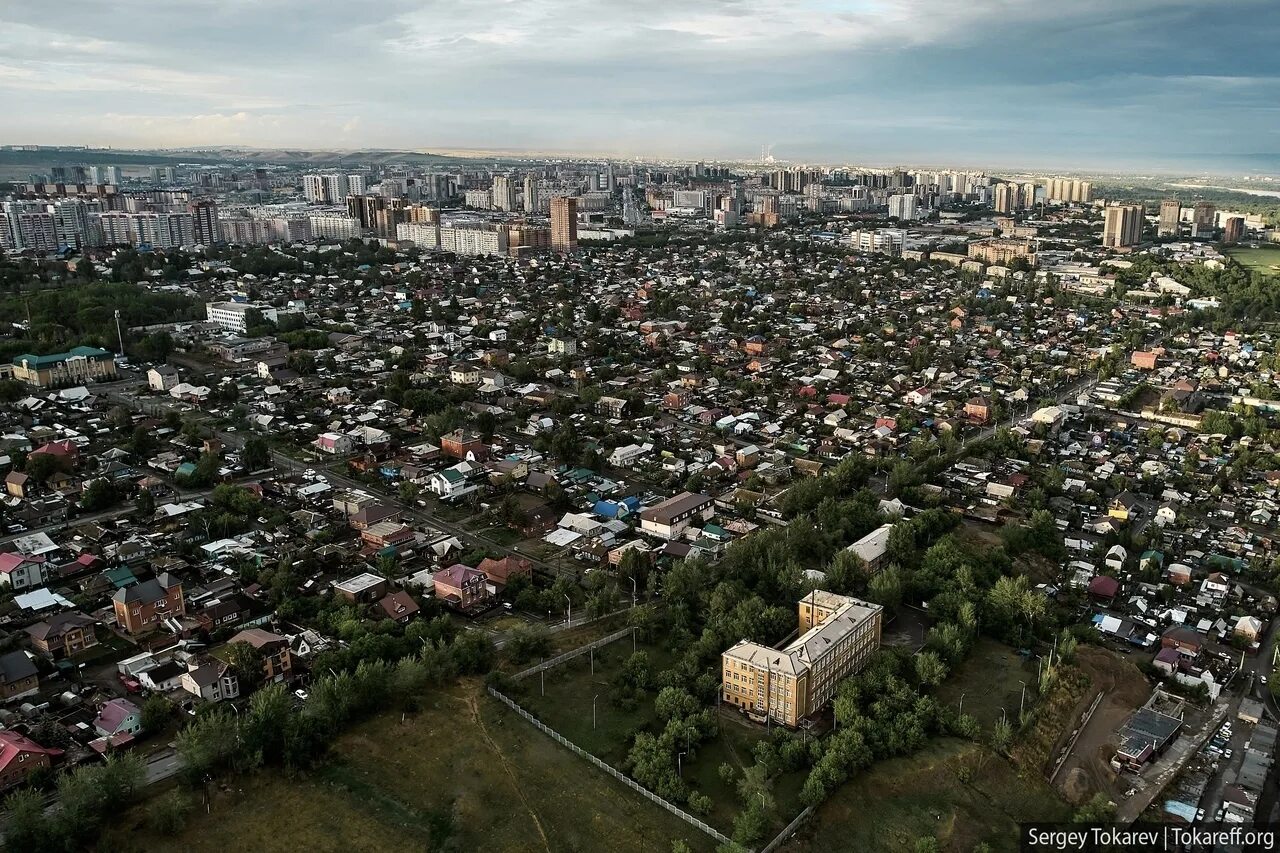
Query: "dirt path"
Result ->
[[1052, 647, 1151, 804], [465, 692, 553, 853]]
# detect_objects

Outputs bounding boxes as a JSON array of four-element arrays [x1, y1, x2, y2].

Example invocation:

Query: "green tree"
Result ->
[[241, 437, 271, 471], [1073, 792, 1116, 822], [146, 789, 192, 834], [176, 708, 242, 780], [141, 694, 175, 734], [2, 788, 52, 852], [223, 641, 265, 693], [23, 452, 63, 483]]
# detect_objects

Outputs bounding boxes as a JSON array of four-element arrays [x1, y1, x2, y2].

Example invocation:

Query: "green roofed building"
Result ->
[[11, 346, 117, 388]]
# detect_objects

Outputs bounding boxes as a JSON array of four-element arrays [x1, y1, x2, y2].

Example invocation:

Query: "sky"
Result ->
[[1, 0, 1277, 171]]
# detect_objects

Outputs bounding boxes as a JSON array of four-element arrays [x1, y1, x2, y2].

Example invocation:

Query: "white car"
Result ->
[[1261, 675, 1269, 685]]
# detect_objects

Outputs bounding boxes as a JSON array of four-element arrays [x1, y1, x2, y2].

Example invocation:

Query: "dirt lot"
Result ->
[[1048, 645, 1151, 805]]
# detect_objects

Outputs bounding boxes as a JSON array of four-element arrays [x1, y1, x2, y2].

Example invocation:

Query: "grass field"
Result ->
[[102, 681, 715, 853], [778, 738, 1071, 853], [936, 637, 1039, 730], [1227, 244, 1280, 276], [512, 634, 807, 837]]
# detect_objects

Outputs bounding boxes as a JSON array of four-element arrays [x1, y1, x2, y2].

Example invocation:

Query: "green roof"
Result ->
[[13, 346, 114, 368], [104, 566, 137, 589]]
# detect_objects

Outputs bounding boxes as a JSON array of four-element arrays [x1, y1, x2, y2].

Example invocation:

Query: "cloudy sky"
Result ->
[[1, 0, 1277, 170]]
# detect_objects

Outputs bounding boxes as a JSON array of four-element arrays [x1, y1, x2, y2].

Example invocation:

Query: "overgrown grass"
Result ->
[[780, 738, 1071, 853], [99, 682, 714, 853], [936, 637, 1039, 729]]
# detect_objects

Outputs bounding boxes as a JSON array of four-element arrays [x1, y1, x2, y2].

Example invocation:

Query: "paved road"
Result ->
[[0, 749, 183, 838]]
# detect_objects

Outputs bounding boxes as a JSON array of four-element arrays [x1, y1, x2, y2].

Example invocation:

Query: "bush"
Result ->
[[147, 790, 193, 834]]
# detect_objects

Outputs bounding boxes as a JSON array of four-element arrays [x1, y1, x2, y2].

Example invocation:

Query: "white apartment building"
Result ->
[[309, 214, 361, 240]]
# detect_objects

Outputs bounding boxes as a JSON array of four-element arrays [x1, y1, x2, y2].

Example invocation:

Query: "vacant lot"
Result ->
[[513, 634, 806, 836], [513, 635, 676, 764], [103, 682, 715, 853], [1227, 244, 1280, 276], [1047, 645, 1150, 805], [779, 738, 1071, 853], [937, 637, 1039, 730]]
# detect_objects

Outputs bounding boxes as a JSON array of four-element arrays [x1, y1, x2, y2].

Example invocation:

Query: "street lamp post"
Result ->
[[564, 593, 572, 627], [1019, 681, 1027, 718], [678, 751, 686, 777], [629, 576, 637, 608], [593, 694, 599, 730], [958, 692, 966, 715]]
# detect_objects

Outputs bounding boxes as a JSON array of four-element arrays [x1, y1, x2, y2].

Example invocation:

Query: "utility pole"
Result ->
[[593, 694, 598, 730], [114, 309, 125, 356]]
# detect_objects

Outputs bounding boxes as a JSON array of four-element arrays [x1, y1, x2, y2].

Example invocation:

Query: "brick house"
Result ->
[[225, 628, 295, 684], [440, 429, 488, 462], [0, 731, 62, 791], [226, 627, 295, 681], [477, 556, 533, 590], [25, 611, 98, 659], [434, 564, 491, 612], [112, 572, 185, 634]]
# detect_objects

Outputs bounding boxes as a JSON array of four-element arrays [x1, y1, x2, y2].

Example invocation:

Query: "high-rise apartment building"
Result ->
[[303, 173, 350, 204], [1103, 203, 1145, 248], [347, 174, 366, 196], [188, 200, 221, 245], [1193, 202, 1216, 233], [303, 174, 326, 203], [523, 175, 540, 213], [888, 193, 918, 221], [321, 174, 350, 204], [1223, 216, 1245, 244], [1158, 200, 1182, 237], [492, 175, 518, 212], [1021, 182, 1037, 208], [994, 183, 1017, 214], [722, 591, 882, 728], [550, 196, 577, 252]]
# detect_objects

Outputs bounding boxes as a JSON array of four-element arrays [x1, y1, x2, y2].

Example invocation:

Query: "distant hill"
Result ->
[[0, 146, 478, 171]]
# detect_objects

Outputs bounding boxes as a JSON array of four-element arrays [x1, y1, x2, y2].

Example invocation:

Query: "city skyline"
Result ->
[[2, 1, 1278, 172]]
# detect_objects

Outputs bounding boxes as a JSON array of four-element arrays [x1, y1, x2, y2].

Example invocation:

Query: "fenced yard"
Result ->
[[496, 626, 811, 848]]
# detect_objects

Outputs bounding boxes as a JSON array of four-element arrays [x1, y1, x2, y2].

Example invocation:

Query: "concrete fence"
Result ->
[[759, 805, 813, 853], [488, 686, 734, 848], [512, 625, 638, 681]]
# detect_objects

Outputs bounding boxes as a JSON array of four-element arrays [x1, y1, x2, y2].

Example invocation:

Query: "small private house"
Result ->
[[0, 651, 39, 702], [0, 552, 50, 591], [93, 698, 143, 738], [314, 432, 355, 455], [0, 731, 62, 791], [24, 611, 98, 659]]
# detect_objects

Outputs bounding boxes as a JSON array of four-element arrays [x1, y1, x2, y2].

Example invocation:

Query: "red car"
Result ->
[[118, 674, 142, 694]]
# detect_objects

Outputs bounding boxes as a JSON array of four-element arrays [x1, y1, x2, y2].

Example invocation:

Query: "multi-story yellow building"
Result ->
[[11, 346, 117, 388], [721, 591, 882, 728], [967, 237, 1036, 266]]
